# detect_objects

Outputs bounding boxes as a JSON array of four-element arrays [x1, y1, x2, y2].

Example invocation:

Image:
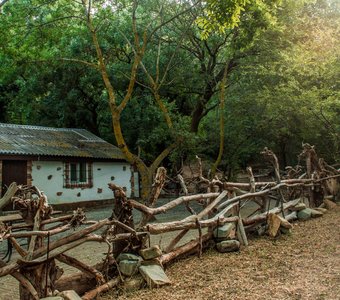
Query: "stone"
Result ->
[[121, 276, 145, 292], [140, 258, 162, 266], [280, 227, 292, 235], [267, 213, 282, 237], [277, 215, 293, 229], [289, 202, 306, 211], [119, 259, 141, 276], [257, 225, 268, 236], [139, 264, 171, 288], [40, 298, 63, 300], [139, 245, 162, 260], [117, 253, 142, 263], [310, 209, 323, 218], [216, 240, 240, 253], [213, 223, 235, 239], [58, 290, 82, 300], [318, 203, 326, 208], [297, 208, 312, 220], [314, 207, 327, 213], [285, 211, 297, 222], [324, 199, 337, 210]]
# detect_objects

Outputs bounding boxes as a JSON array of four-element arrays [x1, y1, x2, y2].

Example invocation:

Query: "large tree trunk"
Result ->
[[19, 260, 59, 300], [190, 101, 205, 133]]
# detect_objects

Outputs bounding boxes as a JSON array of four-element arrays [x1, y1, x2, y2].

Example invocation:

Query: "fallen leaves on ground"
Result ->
[[101, 208, 340, 300]]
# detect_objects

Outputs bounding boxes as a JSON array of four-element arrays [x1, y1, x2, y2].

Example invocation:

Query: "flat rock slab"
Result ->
[[120, 276, 145, 293], [216, 240, 240, 253], [289, 202, 307, 211], [119, 259, 141, 276], [117, 253, 142, 263], [267, 213, 282, 237], [310, 209, 323, 218], [139, 264, 171, 288], [297, 208, 312, 220], [314, 207, 327, 213], [139, 245, 162, 260], [58, 290, 82, 300], [213, 223, 235, 239], [40, 297, 64, 300]]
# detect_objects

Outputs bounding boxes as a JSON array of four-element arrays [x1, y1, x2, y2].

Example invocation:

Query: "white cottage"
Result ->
[[0, 123, 139, 209]]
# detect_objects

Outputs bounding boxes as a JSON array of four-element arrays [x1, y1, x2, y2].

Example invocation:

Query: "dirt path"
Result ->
[[101, 208, 340, 300]]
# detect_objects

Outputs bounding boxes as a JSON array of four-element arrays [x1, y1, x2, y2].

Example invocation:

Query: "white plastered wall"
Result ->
[[31, 160, 139, 204]]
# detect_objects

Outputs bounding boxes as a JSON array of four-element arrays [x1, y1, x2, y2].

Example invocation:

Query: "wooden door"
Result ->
[[2, 160, 27, 196]]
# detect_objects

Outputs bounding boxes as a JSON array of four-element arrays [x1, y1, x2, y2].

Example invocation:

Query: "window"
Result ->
[[64, 162, 93, 188]]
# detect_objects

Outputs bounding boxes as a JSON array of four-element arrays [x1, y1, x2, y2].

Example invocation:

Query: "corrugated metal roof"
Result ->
[[0, 123, 125, 160]]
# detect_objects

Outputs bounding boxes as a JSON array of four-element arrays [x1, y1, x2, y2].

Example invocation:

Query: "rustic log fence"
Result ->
[[0, 144, 339, 299]]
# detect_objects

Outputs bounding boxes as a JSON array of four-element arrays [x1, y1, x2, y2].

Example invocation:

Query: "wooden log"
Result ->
[[56, 254, 105, 284], [196, 155, 210, 185], [148, 167, 167, 207], [246, 167, 256, 193], [55, 258, 117, 294], [108, 183, 136, 256], [81, 277, 120, 300], [149, 191, 227, 236], [56, 272, 97, 295], [11, 214, 74, 230], [19, 259, 58, 299], [18, 235, 104, 265], [9, 237, 27, 257], [243, 198, 301, 226], [0, 182, 17, 210], [160, 232, 213, 265], [26, 194, 48, 260], [7, 219, 132, 240], [196, 190, 227, 219], [5, 223, 72, 238], [177, 174, 188, 195], [143, 192, 233, 235], [222, 177, 325, 190], [146, 215, 238, 234], [0, 261, 20, 277], [31, 219, 112, 259], [0, 259, 39, 300], [12, 271, 40, 300], [129, 192, 220, 216], [237, 214, 248, 246], [165, 229, 189, 253], [138, 167, 167, 227], [217, 182, 307, 212]]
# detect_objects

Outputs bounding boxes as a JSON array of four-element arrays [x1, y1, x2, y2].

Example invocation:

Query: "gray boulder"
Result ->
[[139, 264, 171, 288], [297, 208, 312, 220], [121, 276, 145, 292], [310, 209, 323, 218], [58, 290, 82, 300], [216, 240, 240, 253], [139, 245, 162, 260], [213, 223, 235, 240], [119, 259, 141, 276], [116, 253, 142, 263], [289, 202, 307, 211]]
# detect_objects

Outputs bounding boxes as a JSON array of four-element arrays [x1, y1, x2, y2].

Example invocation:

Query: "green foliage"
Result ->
[[0, 0, 338, 176], [196, 0, 280, 39]]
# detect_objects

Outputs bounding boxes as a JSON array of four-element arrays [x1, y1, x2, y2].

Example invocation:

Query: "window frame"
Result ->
[[64, 161, 93, 188]]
